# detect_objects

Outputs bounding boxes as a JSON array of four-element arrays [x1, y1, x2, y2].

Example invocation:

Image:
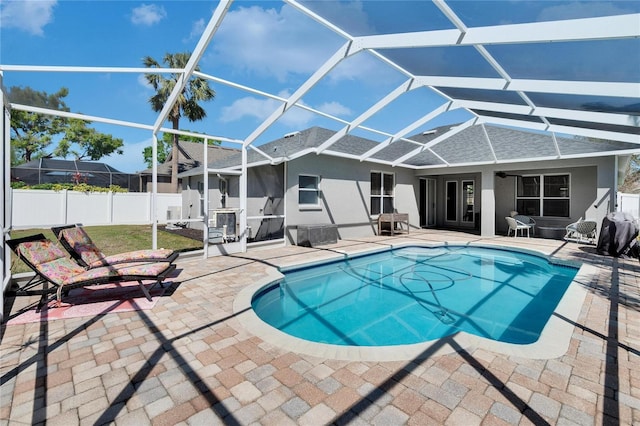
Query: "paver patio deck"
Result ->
[[1, 229, 639, 425]]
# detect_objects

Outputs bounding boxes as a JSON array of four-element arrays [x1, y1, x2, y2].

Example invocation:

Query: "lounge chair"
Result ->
[[52, 224, 177, 269], [505, 216, 531, 237], [7, 234, 176, 308], [564, 220, 597, 244]]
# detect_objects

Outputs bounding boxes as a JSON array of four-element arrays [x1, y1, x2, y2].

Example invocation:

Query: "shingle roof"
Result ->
[[181, 124, 638, 176], [140, 141, 237, 175]]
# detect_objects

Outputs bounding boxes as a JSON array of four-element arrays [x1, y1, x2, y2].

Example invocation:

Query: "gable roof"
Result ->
[[139, 140, 237, 176], [180, 123, 637, 177]]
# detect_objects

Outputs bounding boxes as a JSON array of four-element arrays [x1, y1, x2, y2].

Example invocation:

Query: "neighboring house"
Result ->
[[139, 140, 237, 193], [179, 125, 634, 246], [11, 158, 138, 191]]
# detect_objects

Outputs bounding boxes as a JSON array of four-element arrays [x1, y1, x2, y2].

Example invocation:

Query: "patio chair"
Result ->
[[564, 220, 597, 244], [52, 224, 177, 269], [513, 214, 536, 236], [505, 216, 531, 238], [7, 234, 176, 308]]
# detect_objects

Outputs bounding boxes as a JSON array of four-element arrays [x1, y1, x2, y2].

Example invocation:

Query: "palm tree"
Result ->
[[143, 52, 215, 193]]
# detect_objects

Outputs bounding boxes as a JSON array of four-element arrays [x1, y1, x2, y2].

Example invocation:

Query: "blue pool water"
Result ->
[[252, 246, 578, 346]]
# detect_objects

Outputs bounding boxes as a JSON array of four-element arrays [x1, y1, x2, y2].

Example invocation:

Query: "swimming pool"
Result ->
[[251, 245, 579, 347]]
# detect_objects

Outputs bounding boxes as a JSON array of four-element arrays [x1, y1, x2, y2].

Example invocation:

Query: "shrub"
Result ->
[[9, 182, 128, 193]]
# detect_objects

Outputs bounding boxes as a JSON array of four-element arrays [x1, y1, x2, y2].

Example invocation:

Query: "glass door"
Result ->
[[462, 180, 475, 224], [419, 178, 437, 227], [446, 181, 457, 222], [427, 179, 436, 227]]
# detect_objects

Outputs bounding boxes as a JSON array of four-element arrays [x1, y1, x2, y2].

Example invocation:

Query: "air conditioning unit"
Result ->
[[208, 208, 240, 243], [167, 206, 182, 220], [166, 206, 184, 229]]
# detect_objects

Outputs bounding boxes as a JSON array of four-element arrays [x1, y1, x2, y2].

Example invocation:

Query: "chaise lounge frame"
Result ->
[[7, 234, 176, 309]]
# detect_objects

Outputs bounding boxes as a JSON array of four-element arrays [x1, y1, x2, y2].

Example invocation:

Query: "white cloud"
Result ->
[[211, 4, 343, 82], [185, 18, 205, 43], [220, 90, 351, 129], [209, 3, 399, 86], [317, 101, 352, 117], [137, 74, 152, 90], [220, 96, 278, 123], [538, 1, 630, 21], [104, 137, 151, 173], [0, 0, 56, 36], [131, 4, 166, 26]]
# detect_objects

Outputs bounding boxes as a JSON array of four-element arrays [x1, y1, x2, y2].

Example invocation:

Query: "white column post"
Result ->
[[240, 145, 248, 252], [481, 169, 496, 237]]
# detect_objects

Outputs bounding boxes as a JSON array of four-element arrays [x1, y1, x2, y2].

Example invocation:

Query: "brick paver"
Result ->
[[1, 230, 638, 425]]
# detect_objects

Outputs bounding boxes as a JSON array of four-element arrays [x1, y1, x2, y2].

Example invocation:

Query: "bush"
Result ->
[[10, 181, 27, 189], [9, 182, 127, 192]]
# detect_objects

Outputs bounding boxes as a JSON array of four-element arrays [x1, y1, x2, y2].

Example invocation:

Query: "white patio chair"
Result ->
[[513, 215, 536, 236], [564, 220, 597, 244], [505, 216, 532, 238]]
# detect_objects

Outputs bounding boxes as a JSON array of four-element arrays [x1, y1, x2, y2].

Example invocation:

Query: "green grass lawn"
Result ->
[[9, 225, 202, 274]]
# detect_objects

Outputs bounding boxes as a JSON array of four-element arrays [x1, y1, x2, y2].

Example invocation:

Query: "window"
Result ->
[[298, 175, 320, 206], [371, 172, 394, 215], [516, 174, 570, 217]]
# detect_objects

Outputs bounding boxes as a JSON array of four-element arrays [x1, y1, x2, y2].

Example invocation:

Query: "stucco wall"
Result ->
[[493, 160, 614, 235], [182, 155, 618, 241], [285, 155, 420, 243]]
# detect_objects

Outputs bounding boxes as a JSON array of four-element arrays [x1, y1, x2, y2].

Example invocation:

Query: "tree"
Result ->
[[142, 132, 220, 169], [619, 154, 640, 193], [8, 86, 125, 165], [8, 86, 69, 164], [142, 133, 171, 169], [143, 52, 216, 193], [53, 118, 124, 160]]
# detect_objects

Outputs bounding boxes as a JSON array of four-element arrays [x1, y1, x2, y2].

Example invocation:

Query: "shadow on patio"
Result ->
[[1, 230, 639, 425]]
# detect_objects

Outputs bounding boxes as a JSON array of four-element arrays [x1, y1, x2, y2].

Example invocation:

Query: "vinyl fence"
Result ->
[[617, 192, 640, 220], [10, 189, 182, 229]]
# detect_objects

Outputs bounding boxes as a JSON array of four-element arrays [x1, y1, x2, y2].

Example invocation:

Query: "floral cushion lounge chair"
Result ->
[[7, 234, 176, 309], [52, 224, 177, 269]]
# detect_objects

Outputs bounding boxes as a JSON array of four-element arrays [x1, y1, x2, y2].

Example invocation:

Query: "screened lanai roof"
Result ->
[[1, 0, 639, 170]]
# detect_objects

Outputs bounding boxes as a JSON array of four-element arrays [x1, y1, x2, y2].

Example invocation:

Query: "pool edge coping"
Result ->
[[233, 242, 593, 362]]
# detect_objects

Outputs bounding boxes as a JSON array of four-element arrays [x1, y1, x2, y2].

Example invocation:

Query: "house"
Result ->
[[139, 140, 237, 193], [178, 124, 634, 246], [11, 158, 138, 191]]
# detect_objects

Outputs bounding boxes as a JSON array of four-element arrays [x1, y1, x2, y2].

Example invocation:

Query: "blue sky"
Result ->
[[1, 0, 418, 173], [1, 1, 638, 173]]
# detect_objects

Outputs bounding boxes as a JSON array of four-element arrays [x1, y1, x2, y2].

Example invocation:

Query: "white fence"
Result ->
[[10, 189, 182, 229], [617, 192, 640, 220]]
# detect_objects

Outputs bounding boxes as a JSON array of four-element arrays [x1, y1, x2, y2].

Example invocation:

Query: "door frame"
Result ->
[[419, 178, 437, 228]]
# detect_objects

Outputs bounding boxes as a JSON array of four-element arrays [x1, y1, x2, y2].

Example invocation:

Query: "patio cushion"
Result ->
[[55, 225, 177, 268], [17, 240, 68, 265]]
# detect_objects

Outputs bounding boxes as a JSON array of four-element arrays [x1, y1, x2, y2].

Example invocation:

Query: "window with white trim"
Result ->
[[516, 174, 570, 217], [298, 175, 320, 206], [371, 171, 394, 215]]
